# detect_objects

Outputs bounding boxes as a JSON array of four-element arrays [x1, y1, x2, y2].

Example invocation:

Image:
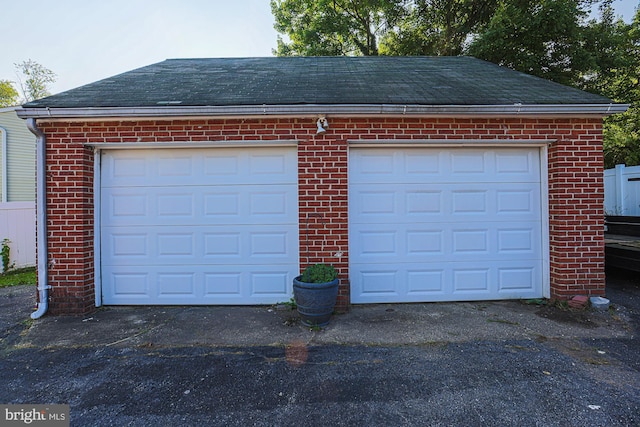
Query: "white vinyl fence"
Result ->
[[605, 164, 640, 216], [0, 202, 36, 269]]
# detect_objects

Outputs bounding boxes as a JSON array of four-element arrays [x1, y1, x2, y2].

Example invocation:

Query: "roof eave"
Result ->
[[16, 103, 629, 120], [0, 106, 20, 114]]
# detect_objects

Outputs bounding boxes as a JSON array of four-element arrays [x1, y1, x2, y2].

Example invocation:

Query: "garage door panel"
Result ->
[[203, 186, 297, 222], [359, 270, 401, 296], [157, 232, 195, 257], [496, 189, 537, 215], [406, 190, 443, 215], [103, 265, 294, 304], [249, 231, 292, 258], [109, 156, 147, 181], [104, 185, 297, 227], [204, 272, 242, 296], [497, 228, 538, 253], [449, 149, 539, 181], [108, 191, 149, 219], [203, 268, 291, 300], [498, 265, 538, 293], [350, 147, 544, 303], [451, 190, 488, 213], [350, 148, 539, 184], [101, 147, 299, 305], [407, 230, 444, 255], [355, 230, 399, 256], [158, 272, 196, 296], [354, 267, 448, 302], [103, 225, 297, 266], [452, 229, 488, 253], [109, 272, 150, 298], [450, 151, 489, 174], [248, 189, 293, 216], [351, 183, 541, 223], [452, 268, 491, 294], [249, 270, 291, 296], [407, 270, 445, 295], [495, 150, 539, 176], [353, 261, 541, 303], [102, 148, 297, 187], [351, 222, 541, 263], [107, 232, 148, 257], [206, 150, 298, 185], [351, 150, 443, 183]]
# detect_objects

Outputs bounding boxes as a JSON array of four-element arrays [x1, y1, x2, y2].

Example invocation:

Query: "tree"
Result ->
[[591, 6, 640, 168], [14, 59, 56, 102], [271, 0, 502, 56], [467, 0, 595, 87], [380, 0, 501, 56], [270, 0, 408, 56], [0, 80, 19, 107], [467, 0, 639, 167], [579, 1, 632, 94]]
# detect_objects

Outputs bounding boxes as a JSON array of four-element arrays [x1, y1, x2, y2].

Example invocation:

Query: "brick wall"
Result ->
[[547, 120, 605, 299], [37, 116, 605, 315]]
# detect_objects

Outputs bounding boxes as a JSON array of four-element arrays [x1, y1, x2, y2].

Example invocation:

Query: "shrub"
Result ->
[[300, 263, 338, 283]]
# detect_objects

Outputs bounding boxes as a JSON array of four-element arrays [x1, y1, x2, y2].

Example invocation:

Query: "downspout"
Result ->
[[26, 118, 49, 319], [0, 126, 7, 202]]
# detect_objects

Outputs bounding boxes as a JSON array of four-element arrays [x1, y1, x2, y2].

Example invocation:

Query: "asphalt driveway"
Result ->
[[1, 271, 639, 426]]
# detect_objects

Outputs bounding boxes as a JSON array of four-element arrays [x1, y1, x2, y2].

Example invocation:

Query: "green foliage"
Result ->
[[467, 0, 593, 87], [0, 267, 36, 288], [15, 59, 56, 102], [1, 239, 15, 274], [272, 0, 502, 57], [579, 1, 634, 95], [271, 0, 407, 56], [0, 80, 19, 107], [466, 1, 640, 167], [594, 6, 640, 168], [603, 111, 640, 168], [300, 263, 338, 283], [283, 297, 297, 309], [381, 0, 500, 56]]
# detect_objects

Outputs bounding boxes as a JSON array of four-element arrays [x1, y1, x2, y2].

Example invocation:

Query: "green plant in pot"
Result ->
[[293, 263, 339, 327]]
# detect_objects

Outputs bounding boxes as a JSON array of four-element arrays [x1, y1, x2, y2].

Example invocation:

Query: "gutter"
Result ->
[[0, 126, 6, 202], [15, 103, 630, 120], [25, 118, 50, 319]]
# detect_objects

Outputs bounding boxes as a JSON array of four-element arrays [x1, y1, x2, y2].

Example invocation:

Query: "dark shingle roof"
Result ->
[[23, 56, 611, 109]]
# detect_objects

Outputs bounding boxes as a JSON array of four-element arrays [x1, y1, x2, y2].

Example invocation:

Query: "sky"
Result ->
[[1, 0, 638, 96]]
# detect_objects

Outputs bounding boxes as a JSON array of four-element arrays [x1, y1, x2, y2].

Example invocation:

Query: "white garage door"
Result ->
[[349, 147, 545, 303], [100, 147, 299, 305]]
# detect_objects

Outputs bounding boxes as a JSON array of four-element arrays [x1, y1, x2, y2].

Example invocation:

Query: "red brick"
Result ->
[[37, 117, 606, 314]]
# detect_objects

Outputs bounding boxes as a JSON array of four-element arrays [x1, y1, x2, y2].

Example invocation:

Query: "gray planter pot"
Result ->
[[292, 276, 339, 327]]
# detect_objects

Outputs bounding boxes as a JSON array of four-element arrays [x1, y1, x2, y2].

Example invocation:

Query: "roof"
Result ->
[[19, 56, 625, 118]]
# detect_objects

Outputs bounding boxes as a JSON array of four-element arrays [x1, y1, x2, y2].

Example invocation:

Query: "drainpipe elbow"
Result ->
[[31, 302, 47, 319], [31, 284, 51, 319]]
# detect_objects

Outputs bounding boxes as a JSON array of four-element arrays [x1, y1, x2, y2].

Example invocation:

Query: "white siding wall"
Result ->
[[605, 164, 640, 216], [0, 109, 36, 202], [0, 202, 36, 268]]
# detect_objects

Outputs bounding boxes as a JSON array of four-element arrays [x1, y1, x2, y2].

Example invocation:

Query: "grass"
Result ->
[[0, 267, 36, 288]]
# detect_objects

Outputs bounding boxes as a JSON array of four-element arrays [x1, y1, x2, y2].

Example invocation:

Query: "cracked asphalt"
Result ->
[[1, 270, 639, 426]]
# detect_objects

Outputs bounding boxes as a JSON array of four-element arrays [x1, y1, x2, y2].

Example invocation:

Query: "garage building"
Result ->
[[17, 56, 627, 316]]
